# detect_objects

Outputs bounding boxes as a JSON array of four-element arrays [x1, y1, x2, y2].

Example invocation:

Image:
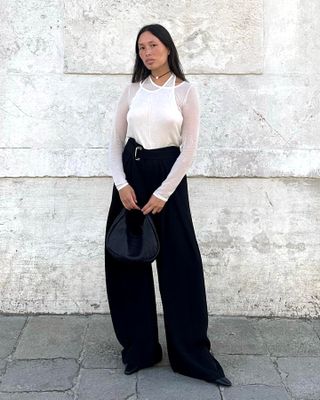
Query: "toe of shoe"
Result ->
[[124, 364, 140, 375], [214, 376, 232, 386]]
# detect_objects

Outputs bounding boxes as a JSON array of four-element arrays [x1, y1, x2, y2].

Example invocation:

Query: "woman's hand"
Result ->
[[141, 195, 166, 215], [119, 185, 140, 210]]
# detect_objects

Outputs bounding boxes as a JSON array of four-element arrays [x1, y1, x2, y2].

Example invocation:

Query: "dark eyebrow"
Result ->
[[138, 40, 157, 46]]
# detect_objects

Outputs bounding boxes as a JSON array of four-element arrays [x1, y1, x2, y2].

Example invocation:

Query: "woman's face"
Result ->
[[138, 31, 170, 72]]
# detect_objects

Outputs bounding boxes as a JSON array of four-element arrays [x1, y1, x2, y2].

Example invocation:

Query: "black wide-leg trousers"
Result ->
[[104, 138, 226, 382]]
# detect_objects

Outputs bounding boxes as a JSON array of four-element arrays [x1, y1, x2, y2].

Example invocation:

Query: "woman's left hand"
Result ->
[[141, 195, 166, 215]]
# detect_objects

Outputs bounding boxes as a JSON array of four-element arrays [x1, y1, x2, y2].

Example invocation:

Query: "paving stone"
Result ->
[[277, 357, 320, 400], [222, 385, 291, 400], [77, 369, 136, 400], [0, 360, 6, 376], [13, 315, 87, 359], [137, 367, 221, 400], [0, 314, 319, 400], [255, 319, 320, 356], [311, 319, 320, 337], [218, 354, 282, 386], [0, 317, 26, 358], [83, 315, 169, 369], [208, 317, 267, 354], [82, 315, 123, 368], [0, 359, 78, 392], [0, 393, 74, 400]]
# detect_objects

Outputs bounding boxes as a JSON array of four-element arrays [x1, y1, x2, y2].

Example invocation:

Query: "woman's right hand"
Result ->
[[119, 185, 140, 210]]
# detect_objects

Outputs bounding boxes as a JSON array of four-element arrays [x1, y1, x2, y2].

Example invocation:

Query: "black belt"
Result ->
[[125, 137, 180, 161]]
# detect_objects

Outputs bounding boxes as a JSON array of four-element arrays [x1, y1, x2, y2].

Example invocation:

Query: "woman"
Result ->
[[105, 23, 231, 387]]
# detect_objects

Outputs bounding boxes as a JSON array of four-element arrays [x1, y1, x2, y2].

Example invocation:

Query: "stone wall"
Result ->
[[0, 0, 319, 316]]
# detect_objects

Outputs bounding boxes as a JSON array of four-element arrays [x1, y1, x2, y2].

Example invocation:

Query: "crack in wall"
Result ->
[[264, 191, 274, 207], [252, 108, 288, 144]]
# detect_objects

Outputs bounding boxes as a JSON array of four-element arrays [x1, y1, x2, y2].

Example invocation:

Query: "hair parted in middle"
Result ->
[[131, 23, 187, 84]]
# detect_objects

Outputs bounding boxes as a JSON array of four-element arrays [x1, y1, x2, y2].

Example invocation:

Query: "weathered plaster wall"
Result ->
[[1, 177, 319, 317], [0, 0, 319, 316]]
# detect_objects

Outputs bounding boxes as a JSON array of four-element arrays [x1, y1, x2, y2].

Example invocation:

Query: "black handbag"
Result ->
[[106, 208, 160, 264]]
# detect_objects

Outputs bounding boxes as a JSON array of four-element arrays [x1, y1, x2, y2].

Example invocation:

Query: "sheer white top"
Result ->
[[108, 72, 200, 201]]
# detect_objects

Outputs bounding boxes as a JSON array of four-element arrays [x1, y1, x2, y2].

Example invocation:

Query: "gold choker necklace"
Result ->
[[151, 70, 171, 80]]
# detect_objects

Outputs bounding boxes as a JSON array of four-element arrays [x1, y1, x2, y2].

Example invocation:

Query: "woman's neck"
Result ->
[[149, 71, 173, 86]]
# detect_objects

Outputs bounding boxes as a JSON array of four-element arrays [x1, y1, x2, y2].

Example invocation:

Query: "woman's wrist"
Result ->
[[153, 191, 168, 202], [116, 182, 129, 191]]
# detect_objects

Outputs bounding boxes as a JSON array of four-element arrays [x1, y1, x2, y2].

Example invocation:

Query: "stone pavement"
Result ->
[[0, 314, 319, 400]]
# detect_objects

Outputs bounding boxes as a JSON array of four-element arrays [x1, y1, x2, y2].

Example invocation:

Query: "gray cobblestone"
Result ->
[[13, 316, 87, 359], [137, 367, 221, 400], [222, 385, 292, 400], [0, 393, 74, 400], [0, 360, 6, 376], [311, 319, 320, 338], [255, 319, 320, 356], [208, 316, 267, 355], [217, 354, 283, 385], [277, 357, 320, 400], [0, 314, 318, 400], [77, 369, 136, 400], [0, 359, 79, 392], [0, 317, 26, 358], [82, 315, 122, 369]]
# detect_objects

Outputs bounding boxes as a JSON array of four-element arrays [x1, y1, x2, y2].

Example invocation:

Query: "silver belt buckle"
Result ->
[[134, 146, 143, 161]]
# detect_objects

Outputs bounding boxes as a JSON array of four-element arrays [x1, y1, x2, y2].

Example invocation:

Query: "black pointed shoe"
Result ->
[[213, 376, 232, 386], [124, 350, 162, 375], [124, 364, 140, 375]]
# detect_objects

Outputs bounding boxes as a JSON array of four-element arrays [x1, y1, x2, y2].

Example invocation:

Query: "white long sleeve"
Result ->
[[108, 84, 131, 191], [153, 84, 200, 200], [108, 74, 200, 201]]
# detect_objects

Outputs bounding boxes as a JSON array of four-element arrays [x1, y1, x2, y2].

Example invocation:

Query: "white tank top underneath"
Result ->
[[126, 73, 183, 149]]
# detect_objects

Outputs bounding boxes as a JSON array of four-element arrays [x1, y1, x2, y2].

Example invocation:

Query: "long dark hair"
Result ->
[[132, 24, 187, 83]]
